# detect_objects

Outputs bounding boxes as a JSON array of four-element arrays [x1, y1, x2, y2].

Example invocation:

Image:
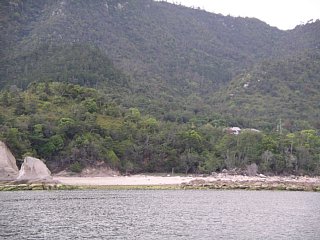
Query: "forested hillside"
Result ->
[[213, 50, 320, 130], [1, 82, 319, 175], [0, 0, 319, 175]]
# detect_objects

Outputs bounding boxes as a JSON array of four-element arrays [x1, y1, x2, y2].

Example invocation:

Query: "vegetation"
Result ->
[[213, 50, 320, 129], [0, 0, 319, 175], [0, 83, 319, 175]]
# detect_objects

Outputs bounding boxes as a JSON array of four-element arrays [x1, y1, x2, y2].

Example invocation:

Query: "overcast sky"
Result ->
[[158, 0, 320, 30]]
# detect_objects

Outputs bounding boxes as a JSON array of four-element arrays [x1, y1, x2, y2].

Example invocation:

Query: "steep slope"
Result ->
[[213, 49, 320, 130], [0, 0, 319, 129], [1, 44, 129, 90], [285, 20, 320, 53], [1, 0, 284, 92]]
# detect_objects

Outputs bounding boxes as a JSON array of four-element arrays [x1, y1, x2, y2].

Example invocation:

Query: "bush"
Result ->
[[70, 162, 83, 173]]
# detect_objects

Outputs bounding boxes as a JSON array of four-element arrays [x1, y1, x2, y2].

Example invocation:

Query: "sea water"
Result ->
[[0, 190, 319, 239]]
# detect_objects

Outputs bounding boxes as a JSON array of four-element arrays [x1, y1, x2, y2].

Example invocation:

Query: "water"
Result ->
[[0, 190, 319, 240]]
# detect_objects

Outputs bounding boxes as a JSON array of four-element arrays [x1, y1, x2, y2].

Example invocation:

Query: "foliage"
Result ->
[[214, 50, 320, 130], [70, 162, 83, 173], [1, 0, 319, 130], [0, 82, 319, 175], [0, 1, 320, 175]]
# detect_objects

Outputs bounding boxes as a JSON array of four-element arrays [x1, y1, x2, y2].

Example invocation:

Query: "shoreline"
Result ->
[[54, 174, 320, 191], [1, 174, 320, 191]]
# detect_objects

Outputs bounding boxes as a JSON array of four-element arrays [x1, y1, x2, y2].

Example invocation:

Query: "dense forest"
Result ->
[[1, 82, 320, 175], [0, 0, 319, 175]]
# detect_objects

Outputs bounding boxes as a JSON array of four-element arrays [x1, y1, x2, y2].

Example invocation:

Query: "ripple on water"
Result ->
[[0, 190, 319, 240]]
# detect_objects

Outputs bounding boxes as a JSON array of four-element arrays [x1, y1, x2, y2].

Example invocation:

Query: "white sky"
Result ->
[[157, 0, 320, 30]]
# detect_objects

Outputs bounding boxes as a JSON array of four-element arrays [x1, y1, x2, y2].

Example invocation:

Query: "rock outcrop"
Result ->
[[17, 157, 52, 181], [0, 141, 19, 180]]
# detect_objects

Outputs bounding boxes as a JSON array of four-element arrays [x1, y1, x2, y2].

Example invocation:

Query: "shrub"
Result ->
[[70, 162, 83, 173]]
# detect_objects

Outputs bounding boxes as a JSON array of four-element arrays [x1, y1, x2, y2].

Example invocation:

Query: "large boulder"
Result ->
[[17, 157, 52, 181], [0, 141, 19, 180]]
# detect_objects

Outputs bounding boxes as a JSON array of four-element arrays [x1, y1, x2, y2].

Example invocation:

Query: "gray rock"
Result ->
[[211, 172, 218, 177], [221, 169, 228, 174], [17, 157, 52, 181], [246, 163, 258, 176], [188, 179, 206, 186], [0, 141, 19, 180]]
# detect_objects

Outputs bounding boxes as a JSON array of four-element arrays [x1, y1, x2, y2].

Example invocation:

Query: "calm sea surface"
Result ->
[[0, 190, 319, 239]]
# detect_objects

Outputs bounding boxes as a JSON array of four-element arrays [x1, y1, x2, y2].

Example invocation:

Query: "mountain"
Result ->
[[213, 49, 320, 130], [0, 0, 320, 126], [0, 0, 320, 174], [0, 1, 283, 87]]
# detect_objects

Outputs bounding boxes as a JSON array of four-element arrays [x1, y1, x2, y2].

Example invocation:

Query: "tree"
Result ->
[[180, 151, 202, 175], [179, 129, 203, 153]]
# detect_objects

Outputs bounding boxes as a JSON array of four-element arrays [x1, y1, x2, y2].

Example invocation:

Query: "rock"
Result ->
[[211, 172, 218, 177], [188, 179, 206, 186], [0, 141, 19, 180], [258, 173, 267, 178], [228, 168, 238, 175], [246, 163, 258, 176], [17, 157, 52, 181]]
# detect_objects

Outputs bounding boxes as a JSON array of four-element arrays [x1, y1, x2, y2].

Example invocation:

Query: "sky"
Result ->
[[158, 0, 320, 30]]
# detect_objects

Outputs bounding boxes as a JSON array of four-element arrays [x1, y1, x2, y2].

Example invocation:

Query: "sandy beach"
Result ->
[[1, 174, 320, 191], [53, 175, 194, 186], [54, 174, 320, 187]]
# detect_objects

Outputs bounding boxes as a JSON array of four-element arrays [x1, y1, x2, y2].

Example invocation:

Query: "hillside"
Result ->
[[213, 49, 320, 130], [1, 1, 319, 121], [1, 82, 319, 175], [0, 1, 287, 95], [0, 0, 320, 174]]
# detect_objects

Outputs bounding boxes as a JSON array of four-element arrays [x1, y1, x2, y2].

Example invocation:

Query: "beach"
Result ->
[[53, 175, 193, 186], [2, 174, 320, 191], [53, 174, 320, 191]]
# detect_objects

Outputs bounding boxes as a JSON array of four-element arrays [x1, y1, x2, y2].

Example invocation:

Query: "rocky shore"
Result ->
[[1, 140, 320, 192], [0, 182, 77, 191], [1, 174, 320, 191], [44, 174, 320, 192], [181, 174, 320, 191]]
